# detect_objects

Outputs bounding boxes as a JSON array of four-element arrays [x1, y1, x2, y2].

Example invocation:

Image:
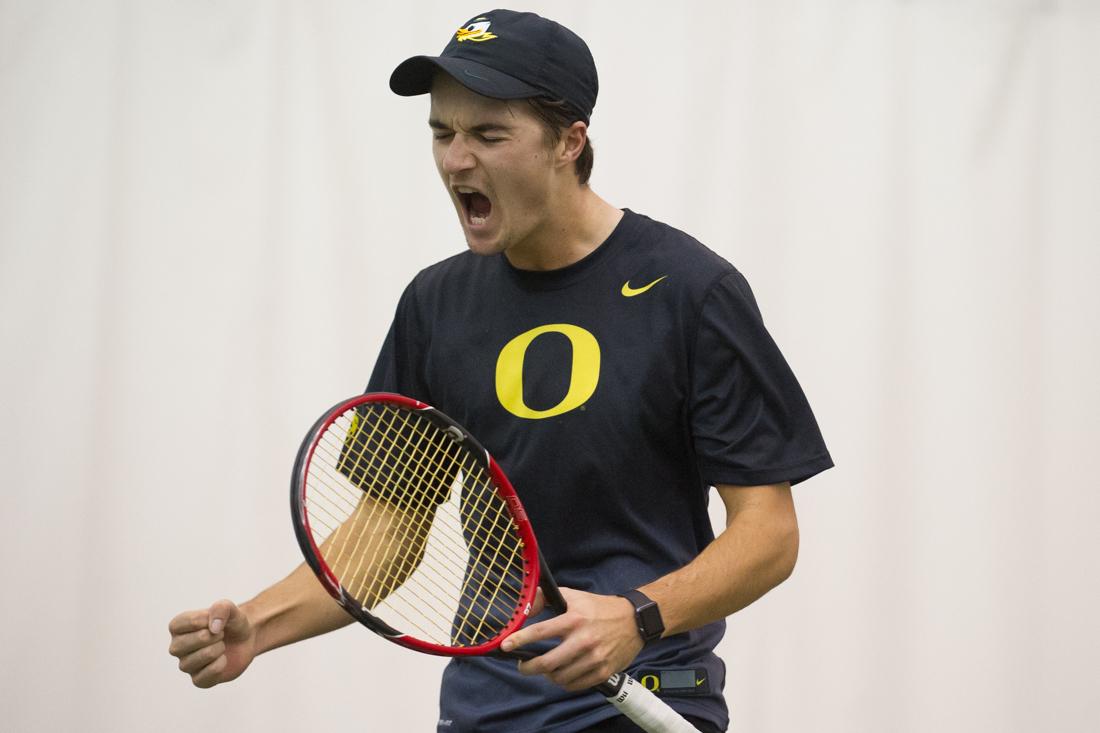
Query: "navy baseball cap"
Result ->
[[389, 9, 598, 124]]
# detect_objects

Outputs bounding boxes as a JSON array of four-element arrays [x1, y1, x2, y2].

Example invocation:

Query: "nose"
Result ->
[[440, 134, 476, 175]]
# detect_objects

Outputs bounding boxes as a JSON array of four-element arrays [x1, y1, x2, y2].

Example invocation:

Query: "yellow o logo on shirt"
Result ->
[[495, 324, 601, 419]]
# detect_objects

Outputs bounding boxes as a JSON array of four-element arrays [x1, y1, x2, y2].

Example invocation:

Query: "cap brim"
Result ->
[[389, 55, 543, 100]]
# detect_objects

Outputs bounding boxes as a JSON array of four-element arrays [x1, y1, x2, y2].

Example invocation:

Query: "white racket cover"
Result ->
[[603, 673, 700, 733]]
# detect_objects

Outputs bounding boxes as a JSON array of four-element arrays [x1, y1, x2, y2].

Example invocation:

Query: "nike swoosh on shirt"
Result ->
[[621, 276, 668, 297]]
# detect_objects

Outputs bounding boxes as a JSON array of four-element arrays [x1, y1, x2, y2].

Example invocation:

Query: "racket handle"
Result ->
[[599, 673, 699, 733]]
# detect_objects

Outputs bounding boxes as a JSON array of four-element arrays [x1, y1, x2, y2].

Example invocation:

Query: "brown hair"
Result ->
[[525, 98, 594, 184]]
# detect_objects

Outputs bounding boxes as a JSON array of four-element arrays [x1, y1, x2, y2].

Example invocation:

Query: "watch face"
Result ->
[[621, 590, 664, 641], [638, 601, 664, 639]]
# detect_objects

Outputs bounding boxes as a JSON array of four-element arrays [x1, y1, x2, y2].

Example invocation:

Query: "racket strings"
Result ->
[[335, 409, 455, 607], [311, 411, 524, 607], [338, 411, 528, 647], [312, 426, 481, 639], [303, 403, 528, 646], [309, 442, 523, 642], [316, 410, 490, 633]]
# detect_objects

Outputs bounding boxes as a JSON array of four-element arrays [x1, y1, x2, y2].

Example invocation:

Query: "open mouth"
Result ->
[[455, 186, 493, 227]]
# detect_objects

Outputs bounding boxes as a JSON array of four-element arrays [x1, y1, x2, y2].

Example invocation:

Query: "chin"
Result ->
[[460, 221, 509, 257], [464, 236, 507, 257]]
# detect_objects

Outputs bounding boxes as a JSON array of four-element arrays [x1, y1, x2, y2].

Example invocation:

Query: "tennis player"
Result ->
[[169, 10, 832, 732]]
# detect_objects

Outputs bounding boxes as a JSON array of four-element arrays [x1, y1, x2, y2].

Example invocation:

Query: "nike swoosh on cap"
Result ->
[[621, 276, 668, 297]]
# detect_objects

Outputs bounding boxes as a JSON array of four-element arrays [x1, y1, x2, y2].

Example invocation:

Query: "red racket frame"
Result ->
[[291, 392, 542, 657]]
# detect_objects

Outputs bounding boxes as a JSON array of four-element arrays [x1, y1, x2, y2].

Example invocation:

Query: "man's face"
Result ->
[[428, 75, 559, 259]]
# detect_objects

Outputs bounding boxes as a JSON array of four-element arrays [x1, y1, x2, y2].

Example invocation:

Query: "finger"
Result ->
[[191, 654, 229, 689], [516, 636, 584, 677], [557, 586, 581, 603], [551, 657, 611, 692], [178, 640, 227, 676], [168, 628, 223, 658], [207, 599, 242, 635], [168, 609, 210, 636], [501, 614, 570, 652]]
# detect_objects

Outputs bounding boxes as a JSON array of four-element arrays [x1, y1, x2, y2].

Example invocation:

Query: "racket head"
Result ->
[[291, 392, 541, 657]]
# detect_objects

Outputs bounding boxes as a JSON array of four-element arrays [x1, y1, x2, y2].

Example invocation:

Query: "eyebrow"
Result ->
[[428, 118, 513, 134]]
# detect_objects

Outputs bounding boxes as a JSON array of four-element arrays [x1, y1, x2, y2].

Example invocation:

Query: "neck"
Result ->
[[503, 185, 623, 271]]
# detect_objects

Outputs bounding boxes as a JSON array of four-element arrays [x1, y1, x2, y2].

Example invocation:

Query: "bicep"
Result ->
[[715, 482, 797, 530]]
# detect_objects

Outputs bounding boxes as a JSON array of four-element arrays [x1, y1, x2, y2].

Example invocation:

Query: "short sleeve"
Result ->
[[365, 279, 433, 401], [690, 270, 833, 486]]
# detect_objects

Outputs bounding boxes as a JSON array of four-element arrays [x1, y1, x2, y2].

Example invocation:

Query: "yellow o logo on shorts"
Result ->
[[495, 324, 601, 419]]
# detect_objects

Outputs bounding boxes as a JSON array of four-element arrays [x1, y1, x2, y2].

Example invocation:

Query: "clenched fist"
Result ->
[[168, 599, 257, 688]]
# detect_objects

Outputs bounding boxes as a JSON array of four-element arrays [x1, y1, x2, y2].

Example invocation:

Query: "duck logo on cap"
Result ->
[[455, 18, 497, 43]]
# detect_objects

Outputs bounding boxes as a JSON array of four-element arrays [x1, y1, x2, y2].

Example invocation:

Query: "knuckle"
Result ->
[[191, 656, 225, 688], [170, 636, 199, 660], [196, 647, 214, 664], [169, 612, 190, 634]]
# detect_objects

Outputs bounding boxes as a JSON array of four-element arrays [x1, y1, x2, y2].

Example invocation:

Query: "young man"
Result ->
[[168, 10, 832, 732]]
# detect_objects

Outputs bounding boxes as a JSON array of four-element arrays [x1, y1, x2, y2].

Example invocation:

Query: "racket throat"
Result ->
[[537, 552, 569, 613]]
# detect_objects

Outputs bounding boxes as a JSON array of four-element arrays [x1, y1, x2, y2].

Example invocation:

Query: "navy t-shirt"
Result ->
[[366, 209, 833, 732]]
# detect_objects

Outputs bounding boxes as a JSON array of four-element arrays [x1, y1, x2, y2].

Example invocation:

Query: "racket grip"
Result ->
[[600, 673, 699, 733]]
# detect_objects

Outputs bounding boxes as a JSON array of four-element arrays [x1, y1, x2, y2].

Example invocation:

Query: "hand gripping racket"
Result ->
[[291, 393, 697, 733]]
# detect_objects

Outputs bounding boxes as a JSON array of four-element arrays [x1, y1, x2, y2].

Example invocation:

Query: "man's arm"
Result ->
[[501, 482, 799, 691], [167, 561, 354, 689], [168, 495, 431, 688], [640, 482, 799, 634]]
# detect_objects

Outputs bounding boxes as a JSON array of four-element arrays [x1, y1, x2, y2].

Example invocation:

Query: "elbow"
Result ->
[[774, 517, 800, 584]]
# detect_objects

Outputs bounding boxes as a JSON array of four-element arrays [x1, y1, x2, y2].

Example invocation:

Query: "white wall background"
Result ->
[[1, 1, 1098, 731]]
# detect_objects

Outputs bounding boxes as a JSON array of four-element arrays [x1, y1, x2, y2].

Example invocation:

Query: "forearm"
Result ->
[[243, 561, 356, 655], [504, 485, 798, 690], [639, 489, 799, 636], [243, 498, 431, 655]]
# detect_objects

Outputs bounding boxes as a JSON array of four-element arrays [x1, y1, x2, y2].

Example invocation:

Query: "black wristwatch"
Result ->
[[618, 589, 665, 645]]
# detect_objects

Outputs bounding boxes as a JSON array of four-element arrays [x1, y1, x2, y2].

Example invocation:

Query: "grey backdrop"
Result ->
[[1, 1, 1097, 731]]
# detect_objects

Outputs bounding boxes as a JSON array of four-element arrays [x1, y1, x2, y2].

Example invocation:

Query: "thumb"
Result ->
[[207, 599, 243, 635]]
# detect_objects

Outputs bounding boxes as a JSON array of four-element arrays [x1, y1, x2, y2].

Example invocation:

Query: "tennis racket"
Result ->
[[290, 392, 697, 733]]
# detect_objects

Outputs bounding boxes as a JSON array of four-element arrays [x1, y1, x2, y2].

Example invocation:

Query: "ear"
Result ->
[[557, 121, 588, 168]]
